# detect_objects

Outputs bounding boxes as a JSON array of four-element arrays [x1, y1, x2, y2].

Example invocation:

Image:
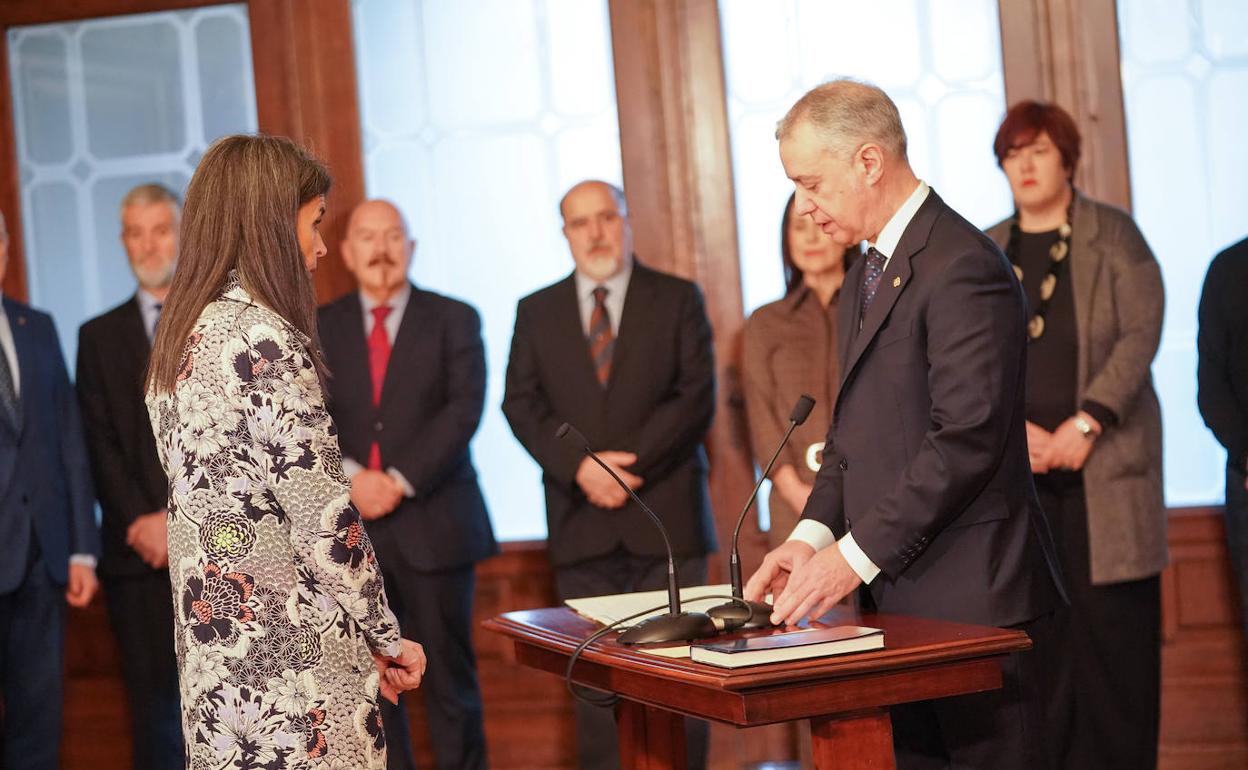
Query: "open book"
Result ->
[[690, 625, 883, 668], [564, 584, 735, 628]]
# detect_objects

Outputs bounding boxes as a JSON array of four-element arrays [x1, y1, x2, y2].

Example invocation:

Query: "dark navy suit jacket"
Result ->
[[803, 191, 1065, 628], [0, 297, 98, 593]]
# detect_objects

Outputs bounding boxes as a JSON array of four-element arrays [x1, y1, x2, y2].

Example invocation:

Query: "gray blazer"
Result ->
[[987, 192, 1167, 584]]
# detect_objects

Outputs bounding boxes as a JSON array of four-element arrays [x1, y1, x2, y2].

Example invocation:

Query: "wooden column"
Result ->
[[606, 1, 793, 765], [997, 0, 1132, 210], [606, 0, 758, 583]]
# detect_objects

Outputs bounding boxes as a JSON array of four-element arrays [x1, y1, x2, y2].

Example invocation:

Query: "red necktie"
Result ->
[[367, 305, 392, 470]]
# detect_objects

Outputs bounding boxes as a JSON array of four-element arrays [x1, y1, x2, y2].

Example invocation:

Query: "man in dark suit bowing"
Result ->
[[76, 183, 183, 770], [503, 180, 717, 770], [0, 210, 99, 770], [745, 80, 1066, 769], [319, 199, 497, 770]]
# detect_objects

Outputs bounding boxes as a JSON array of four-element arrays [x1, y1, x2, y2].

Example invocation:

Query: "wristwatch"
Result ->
[[1073, 415, 1098, 441]]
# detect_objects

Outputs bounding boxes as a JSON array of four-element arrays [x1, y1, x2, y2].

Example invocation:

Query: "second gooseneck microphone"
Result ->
[[555, 422, 718, 644], [707, 394, 816, 629]]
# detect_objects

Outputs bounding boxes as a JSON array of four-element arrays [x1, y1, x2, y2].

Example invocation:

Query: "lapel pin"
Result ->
[[16, 316, 25, 326], [892, 277, 901, 288]]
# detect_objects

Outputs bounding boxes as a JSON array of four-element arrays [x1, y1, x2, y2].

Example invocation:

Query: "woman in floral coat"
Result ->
[[145, 134, 425, 770]]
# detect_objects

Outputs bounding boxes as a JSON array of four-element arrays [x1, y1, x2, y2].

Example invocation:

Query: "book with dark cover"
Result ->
[[689, 625, 884, 668]]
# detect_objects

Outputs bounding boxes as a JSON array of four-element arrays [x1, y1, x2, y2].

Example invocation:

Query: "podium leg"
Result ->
[[616, 700, 687, 770], [810, 708, 895, 769]]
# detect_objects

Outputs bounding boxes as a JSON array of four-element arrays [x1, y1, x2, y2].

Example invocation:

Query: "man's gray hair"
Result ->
[[120, 182, 181, 217], [559, 180, 628, 220], [776, 79, 908, 161]]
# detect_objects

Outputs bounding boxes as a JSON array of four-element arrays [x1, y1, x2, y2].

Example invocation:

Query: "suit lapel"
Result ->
[[1067, 192, 1101, 369], [6, 300, 32, 436], [606, 264, 654, 396], [120, 297, 151, 373], [334, 296, 373, 408], [839, 193, 940, 398], [549, 274, 602, 396], [380, 285, 424, 409]]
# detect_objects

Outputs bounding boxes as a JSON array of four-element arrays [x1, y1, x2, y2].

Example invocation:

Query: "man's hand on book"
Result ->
[[766, 542, 862, 627], [744, 539, 814, 612]]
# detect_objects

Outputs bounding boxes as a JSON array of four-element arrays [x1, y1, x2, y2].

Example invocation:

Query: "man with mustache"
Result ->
[[503, 180, 717, 770], [318, 199, 497, 770], [76, 183, 183, 769]]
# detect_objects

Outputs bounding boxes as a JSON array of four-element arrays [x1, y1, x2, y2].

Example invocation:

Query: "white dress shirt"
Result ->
[[788, 180, 931, 585], [573, 257, 633, 337]]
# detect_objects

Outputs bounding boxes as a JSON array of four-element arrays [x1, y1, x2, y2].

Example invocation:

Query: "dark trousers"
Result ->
[[1037, 475, 1160, 770], [0, 556, 65, 770], [890, 609, 1061, 770], [102, 570, 184, 770], [1225, 464, 1248, 644], [554, 549, 709, 770], [379, 564, 487, 770]]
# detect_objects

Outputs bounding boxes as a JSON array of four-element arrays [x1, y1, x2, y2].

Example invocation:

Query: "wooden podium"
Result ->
[[484, 607, 1030, 769]]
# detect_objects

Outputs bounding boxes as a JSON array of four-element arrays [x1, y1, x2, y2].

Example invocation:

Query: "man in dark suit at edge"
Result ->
[[0, 209, 100, 770], [76, 183, 184, 769], [744, 80, 1066, 769], [502, 180, 717, 770], [318, 199, 497, 770]]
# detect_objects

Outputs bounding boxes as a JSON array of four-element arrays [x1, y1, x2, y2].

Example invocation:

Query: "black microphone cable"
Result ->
[[563, 593, 753, 707]]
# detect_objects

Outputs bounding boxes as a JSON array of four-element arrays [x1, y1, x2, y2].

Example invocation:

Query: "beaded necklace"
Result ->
[[1005, 193, 1075, 341]]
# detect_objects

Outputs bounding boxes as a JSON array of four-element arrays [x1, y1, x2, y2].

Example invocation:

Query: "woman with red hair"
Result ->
[[987, 100, 1166, 770]]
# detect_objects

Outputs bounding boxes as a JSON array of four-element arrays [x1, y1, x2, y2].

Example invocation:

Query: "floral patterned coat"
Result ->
[[147, 276, 403, 770]]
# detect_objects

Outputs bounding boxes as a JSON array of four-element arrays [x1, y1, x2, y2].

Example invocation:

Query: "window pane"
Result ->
[[718, 0, 1012, 316], [1118, 0, 1248, 506], [352, 0, 622, 542], [7, 4, 257, 367]]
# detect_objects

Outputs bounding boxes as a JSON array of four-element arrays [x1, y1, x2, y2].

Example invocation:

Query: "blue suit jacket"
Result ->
[[0, 297, 98, 593]]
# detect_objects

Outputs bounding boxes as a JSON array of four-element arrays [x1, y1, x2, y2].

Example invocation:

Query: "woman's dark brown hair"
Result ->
[[780, 191, 857, 296], [146, 134, 332, 394], [992, 100, 1082, 179]]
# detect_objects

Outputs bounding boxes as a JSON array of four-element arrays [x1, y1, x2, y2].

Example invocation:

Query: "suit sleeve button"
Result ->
[[839, 458, 848, 471]]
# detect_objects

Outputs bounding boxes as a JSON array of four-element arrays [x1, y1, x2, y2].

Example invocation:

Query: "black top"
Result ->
[[1198, 236, 1248, 469], [1017, 229, 1079, 433]]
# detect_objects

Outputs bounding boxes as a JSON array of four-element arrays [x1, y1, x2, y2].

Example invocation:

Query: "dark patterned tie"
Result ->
[[588, 287, 615, 387], [858, 247, 888, 328], [151, 302, 163, 342], [0, 339, 19, 430]]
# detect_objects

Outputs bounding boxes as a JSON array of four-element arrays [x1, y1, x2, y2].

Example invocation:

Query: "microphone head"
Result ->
[[555, 422, 590, 449], [790, 394, 816, 425]]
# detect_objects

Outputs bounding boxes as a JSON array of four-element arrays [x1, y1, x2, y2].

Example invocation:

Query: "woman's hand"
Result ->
[[1042, 412, 1101, 472], [773, 465, 814, 516], [373, 638, 427, 705]]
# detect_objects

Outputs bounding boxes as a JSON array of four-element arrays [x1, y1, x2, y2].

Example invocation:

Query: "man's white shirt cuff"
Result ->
[[70, 554, 97, 569], [787, 521, 881, 584]]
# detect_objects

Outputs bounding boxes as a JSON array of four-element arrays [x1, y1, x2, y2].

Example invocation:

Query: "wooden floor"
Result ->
[[56, 509, 1248, 768]]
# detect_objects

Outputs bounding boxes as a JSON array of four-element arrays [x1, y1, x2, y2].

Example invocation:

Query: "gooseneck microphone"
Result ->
[[556, 422, 718, 644], [707, 394, 816, 629]]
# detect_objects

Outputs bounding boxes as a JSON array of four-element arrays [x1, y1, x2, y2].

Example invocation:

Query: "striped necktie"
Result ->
[[588, 287, 614, 387]]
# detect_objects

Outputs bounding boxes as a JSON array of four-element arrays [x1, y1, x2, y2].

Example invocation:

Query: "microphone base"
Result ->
[[706, 599, 777, 630], [617, 611, 718, 645]]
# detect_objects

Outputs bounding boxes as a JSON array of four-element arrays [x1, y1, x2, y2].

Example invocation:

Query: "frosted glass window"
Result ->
[[352, 0, 622, 542], [7, 5, 258, 367], [1118, 0, 1248, 506], [719, 0, 1012, 316]]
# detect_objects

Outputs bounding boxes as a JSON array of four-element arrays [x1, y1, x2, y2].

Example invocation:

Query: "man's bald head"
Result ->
[[559, 180, 627, 222], [560, 180, 633, 282], [341, 198, 415, 303]]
